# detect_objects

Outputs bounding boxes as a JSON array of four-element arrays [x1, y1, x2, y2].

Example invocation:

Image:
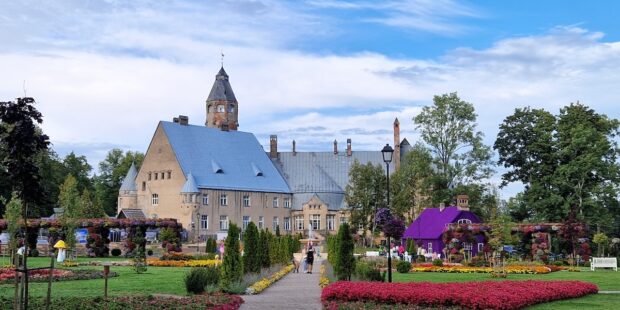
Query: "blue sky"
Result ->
[[1, 0, 620, 199]]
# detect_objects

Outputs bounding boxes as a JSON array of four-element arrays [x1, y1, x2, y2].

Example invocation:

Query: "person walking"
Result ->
[[306, 245, 315, 274]]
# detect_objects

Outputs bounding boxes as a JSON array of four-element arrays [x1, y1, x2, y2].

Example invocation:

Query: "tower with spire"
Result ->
[[117, 162, 138, 213], [205, 67, 239, 130]]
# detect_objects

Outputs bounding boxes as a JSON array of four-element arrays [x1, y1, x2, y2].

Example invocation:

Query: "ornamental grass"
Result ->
[[322, 280, 598, 309]]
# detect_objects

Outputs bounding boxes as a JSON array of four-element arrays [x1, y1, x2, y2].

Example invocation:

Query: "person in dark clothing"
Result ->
[[306, 245, 315, 273]]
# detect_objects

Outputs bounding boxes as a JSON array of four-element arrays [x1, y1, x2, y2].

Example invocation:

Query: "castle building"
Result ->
[[118, 67, 409, 240]]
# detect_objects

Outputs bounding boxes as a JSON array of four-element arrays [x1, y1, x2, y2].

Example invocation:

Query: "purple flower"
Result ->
[[375, 208, 392, 230], [382, 217, 406, 240]]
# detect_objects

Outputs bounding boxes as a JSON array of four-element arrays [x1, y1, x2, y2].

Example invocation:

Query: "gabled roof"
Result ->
[[207, 67, 237, 102], [181, 173, 199, 193], [403, 206, 481, 240], [161, 121, 290, 193], [291, 192, 346, 211], [119, 162, 138, 191], [117, 209, 146, 219]]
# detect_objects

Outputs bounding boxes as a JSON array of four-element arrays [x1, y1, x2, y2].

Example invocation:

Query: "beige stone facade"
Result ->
[[290, 195, 349, 240]]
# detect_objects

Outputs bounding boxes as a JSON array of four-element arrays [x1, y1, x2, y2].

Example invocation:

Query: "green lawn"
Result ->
[[393, 269, 620, 309], [1, 257, 190, 298]]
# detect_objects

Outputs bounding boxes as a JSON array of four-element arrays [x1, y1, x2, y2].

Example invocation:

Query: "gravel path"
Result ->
[[240, 258, 323, 310]]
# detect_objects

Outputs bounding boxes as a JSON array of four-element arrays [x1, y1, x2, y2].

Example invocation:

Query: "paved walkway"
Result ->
[[241, 257, 323, 310]]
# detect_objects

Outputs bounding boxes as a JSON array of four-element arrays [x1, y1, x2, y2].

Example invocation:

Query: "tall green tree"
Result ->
[[95, 149, 144, 215], [80, 188, 105, 218], [63, 152, 93, 193], [33, 150, 66, 217], [243, 222, 260, 273], [345, 159, 386, 241], [221, 223, 243, 291], [335, 223, 355, 281], [59, 175, 80, 252], [391, 144, 434, 222], [413, 92, 494, 205], [258, 229, 270, 268]]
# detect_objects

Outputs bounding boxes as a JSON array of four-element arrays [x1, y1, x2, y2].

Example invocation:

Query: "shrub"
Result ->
[[354, 260, 384, 282], [111, 248, 121, 257], [243, 222, 260, 273], [29, 249, 39, 257], [184, 268, 209, 294], [221, 223, 243, 291], [335, 223, 355, 281], [396, 260, 411, 273], [432, 259, 443, 267]]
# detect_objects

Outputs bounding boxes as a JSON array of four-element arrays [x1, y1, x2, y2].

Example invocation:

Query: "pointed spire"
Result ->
[[120, 162, 138, 191], [394, 117, 400, 125], [181, 172, 199, 193]]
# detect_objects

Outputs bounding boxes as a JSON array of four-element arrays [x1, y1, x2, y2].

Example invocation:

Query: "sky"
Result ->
[[1, 0, 620, 200]]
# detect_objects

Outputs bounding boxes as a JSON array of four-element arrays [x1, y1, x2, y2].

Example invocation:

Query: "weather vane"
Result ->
[[221, 51, 225, 67]]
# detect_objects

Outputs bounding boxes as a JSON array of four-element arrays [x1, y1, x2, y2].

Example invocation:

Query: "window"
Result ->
[[142, 182, 146, 191], [284, 217, 290, 231], [273, 217, 279, 231], [272, 197, 279, 208], [284, 198, 290, 208], [217, 105, 225, 112], [311, 214, 320, 230], [340, 217, 348, 225], [154, 172, 158, 180], [201, 215, 208, 230], [243, 216, 250, 230], [457, 219, 472, 224], [202, 194, 209, 205], [148, 172, 152, 181], [464, 243, 472, 251], [219, 215, 229, 231], [167, 171, 171, 179], [161, 172, 165, 179], [151, 194, 159, 205], [243, 195, 250, 207], [228, 105, 235, 112], [428, 242, 433, 252], [327, 215, 335, 231], [478, 243, 484, 252], [220, 194, 228, 206], [295, 216, 304, 230], [258, 216, 264, 229]]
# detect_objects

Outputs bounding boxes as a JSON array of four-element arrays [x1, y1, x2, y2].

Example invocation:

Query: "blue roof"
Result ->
[[161, 121, 290, 193], [120, 162, 138, 191], [181, 173, 199, 193]]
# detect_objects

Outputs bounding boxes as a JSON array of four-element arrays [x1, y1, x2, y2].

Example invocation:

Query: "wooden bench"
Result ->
[[591, 257, 617, 271]]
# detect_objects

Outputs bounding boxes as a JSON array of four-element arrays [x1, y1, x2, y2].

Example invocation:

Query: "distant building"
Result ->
[[118, 66, 409, 240]]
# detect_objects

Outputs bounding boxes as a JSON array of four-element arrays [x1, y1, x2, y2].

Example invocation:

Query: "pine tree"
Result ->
[[335, 223, 355, 281], [258, 229, 270, 268], [221, 223, 243, 290], [80, 188, 105, 218], [243, 222, 260, 273]]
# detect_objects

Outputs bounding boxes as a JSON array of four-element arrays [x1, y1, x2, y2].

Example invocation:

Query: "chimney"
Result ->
[[333, 140, 338, 154], [394, 118, 401, 170], [439, 202, 445, 212], [456, 195, 469, 211], [346, 138, 352, 156], [292, 140, 296, 156], [270, 135, 278, 159], [173, 117, 179, 123], [179, 115, 189, 126]]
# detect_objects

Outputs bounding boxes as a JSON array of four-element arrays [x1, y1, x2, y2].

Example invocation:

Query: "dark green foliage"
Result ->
[[221, 223, 243, 291], [111, 248, 121, 257], [184, 266, 221, 295], [275, 225, 280, 237], [94, 149, 144, 216], [335, 223, 355, 281], [396, 260, 411, 273], [327, 234, 338, 266], [206, 237, 217, 253], [258, 229, 270, 268], [432, 259, 443, 267], [243, 222, 260, 273], [345, 160, 386, 239], [354, 260, 384, 281]]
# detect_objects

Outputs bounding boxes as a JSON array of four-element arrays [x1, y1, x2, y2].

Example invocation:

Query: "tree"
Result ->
[[0, 97, 50, 309], [335, 223, 355, 281], [33, 150, 66, 217], [413, 92, 494, 205], [258, 229, 270, 268], [391, 144, 434, 222], [3, 194, 22, 263], [593, 233, 609, 257], [80, 188, 105, 218], [95, 149, 144, 215], [345, 159, 386, 243], [59, 175, 80, 253], [221, 223, 243, 291], [243, 222, 260, 273], [63, 152, 93, 193]]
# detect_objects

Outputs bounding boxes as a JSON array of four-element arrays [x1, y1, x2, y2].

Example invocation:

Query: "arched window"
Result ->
[[457, 219, 472, 224], [208, 104, 213, 113], [217, 105, 225, 112], [228, 105, 235, 112]]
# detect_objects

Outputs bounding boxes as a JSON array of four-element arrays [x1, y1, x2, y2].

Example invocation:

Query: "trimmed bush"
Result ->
[[243, 222, 260, 273], [111, 248, 122, 257], [432, 259, 443, 267], [221, 223, 243, 292], [184, 268, 208, 294], [396, 260, 411, 273]]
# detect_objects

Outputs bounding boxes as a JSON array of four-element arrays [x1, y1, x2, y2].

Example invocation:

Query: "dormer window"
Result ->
[[217, 105, 225, 112], [212, 159, 223, 174], [457, 219, 472, 224]]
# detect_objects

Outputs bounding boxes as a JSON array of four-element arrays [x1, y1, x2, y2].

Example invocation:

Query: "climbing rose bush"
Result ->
[[321, 280, 598, 309]]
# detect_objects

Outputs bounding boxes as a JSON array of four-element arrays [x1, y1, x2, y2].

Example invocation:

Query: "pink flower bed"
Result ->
[[321, 280, 598, 310], [0, 268, 72, 282]]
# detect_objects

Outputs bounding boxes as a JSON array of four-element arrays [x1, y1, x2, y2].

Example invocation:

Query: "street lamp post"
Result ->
[[381, 143, 394, 283], [196, 212, 201, 252]]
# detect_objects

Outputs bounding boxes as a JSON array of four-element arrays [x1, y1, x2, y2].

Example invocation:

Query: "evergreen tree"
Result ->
[[80, 188, 105, 218], [258, 229, 270, 268], [221, 223, 243, 290], [242, 222, 260, 273], [335, 223, 355, 281]]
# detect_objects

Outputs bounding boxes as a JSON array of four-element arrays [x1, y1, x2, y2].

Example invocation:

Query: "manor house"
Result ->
[[117, 67, 410, 240]]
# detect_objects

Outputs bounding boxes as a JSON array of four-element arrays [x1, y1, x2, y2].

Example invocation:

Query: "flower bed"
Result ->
[[0, 294, 243, 310], [319, 264, 330, 288], [411, 265, 553, 274], [147, 258, 221, 267], [246, 264, 294, 294], [322, 280, 598, 309], [0, 268, 118, 284]]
